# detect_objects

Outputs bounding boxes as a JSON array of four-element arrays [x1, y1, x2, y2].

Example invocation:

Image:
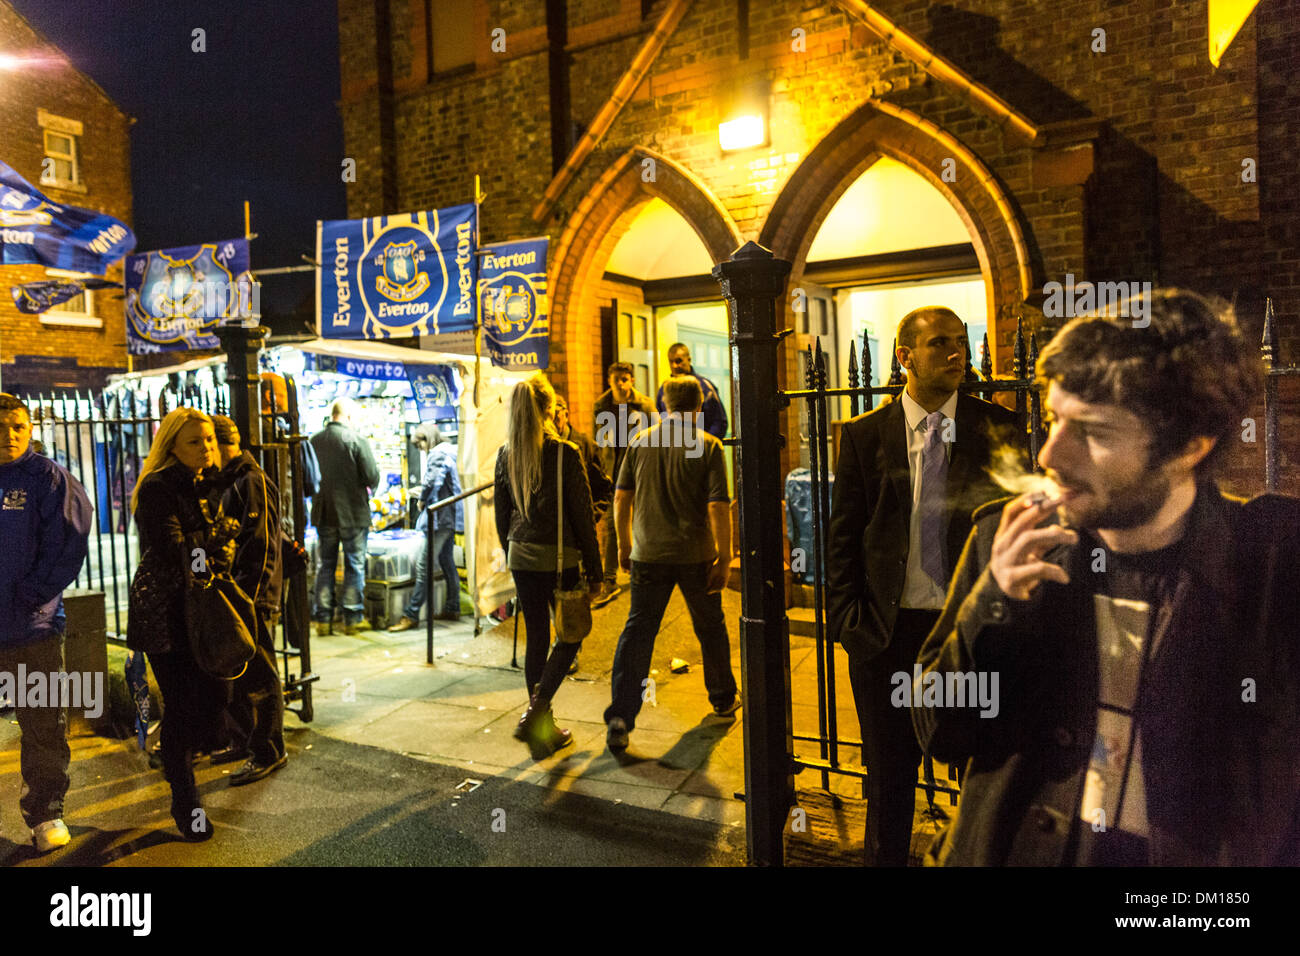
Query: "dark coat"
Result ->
[[128, 463, 225, 655], [560, 424, 612, 518], [310, 421, 380, 529], [0, 449, 93, 649], [826, 393, 1023, 662], [416, 440, 463, 534], [215, 451, 283, 616], [656, 371, 728, 439], [913, 485, 1300, 866], [494, 437, 602, 583]]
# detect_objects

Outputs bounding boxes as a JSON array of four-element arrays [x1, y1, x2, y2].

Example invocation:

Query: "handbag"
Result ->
[[183, 505, 257, 680], [185, 570, 257, 680], [127, 547, 175, 654], [552, 441, 592, 644]]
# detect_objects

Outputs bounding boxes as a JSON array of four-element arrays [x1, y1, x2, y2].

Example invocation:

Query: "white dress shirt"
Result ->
[[899, 389, 959, 610]]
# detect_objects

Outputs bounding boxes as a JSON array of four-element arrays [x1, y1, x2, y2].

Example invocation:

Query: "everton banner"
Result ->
[[317, 204, 477, 340], [11, 277, 119, 314], [478, 237, 549, 371], [123, 239, 254, 355], [0, 160, 135, 273], [406, 363, 460, 425]]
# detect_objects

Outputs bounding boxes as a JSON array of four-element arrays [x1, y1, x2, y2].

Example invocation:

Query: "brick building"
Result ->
[[0, 0, 132, 392], [337, 0, 1298, 495]]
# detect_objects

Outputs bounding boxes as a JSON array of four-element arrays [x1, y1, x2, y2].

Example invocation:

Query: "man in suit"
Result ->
[[827, 306, 1023, 866], [310, 397, 381, 635]]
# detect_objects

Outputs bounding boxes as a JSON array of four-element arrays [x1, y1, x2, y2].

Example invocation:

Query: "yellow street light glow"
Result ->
[[719, 114, 764, 152], [0, 53, 22, 70]]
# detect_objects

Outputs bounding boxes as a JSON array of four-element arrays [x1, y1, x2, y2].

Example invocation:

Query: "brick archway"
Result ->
[[549, 147, 743, 428], [760, 99, 1034, 373]]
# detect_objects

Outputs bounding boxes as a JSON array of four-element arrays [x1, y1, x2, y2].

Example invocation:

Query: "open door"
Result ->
[[614, 298, 656, 399]]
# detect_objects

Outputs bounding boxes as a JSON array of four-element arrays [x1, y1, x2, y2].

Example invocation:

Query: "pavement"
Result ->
[[0, 575, 949, 865]]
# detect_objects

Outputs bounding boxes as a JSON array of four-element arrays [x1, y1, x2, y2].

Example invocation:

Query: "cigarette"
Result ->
[[1027, 492, 1050, 507]]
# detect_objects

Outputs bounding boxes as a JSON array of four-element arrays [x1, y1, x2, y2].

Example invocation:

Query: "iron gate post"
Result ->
[[713, 241, 794, 866], [216, 323, 269, 448]]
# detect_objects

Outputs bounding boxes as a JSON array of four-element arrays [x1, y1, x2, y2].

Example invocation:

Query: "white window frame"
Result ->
[[37, 110, 86, 193], [40, 268, 103, 329]]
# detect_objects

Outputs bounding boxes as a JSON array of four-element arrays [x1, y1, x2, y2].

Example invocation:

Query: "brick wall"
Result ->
[[0, 0, 133, 390], [338, 0, 1299, 495]]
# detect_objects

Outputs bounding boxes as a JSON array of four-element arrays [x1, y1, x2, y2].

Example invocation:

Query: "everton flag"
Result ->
[[0, 160, 135, 273], [478, 237, 549, 371], [11, 277, 119, 314], [317, 205, 477, 340], [123, 238, 254, 355]]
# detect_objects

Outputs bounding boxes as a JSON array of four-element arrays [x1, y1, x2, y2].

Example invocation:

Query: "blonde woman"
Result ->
[[494, 374, 602, 758], [128, 407, 235, 841]]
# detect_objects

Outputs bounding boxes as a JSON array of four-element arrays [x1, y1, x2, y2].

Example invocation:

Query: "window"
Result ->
[[431, 0, 474, 74], [40, 268, 103, 329], [37, 110, 85, 191]]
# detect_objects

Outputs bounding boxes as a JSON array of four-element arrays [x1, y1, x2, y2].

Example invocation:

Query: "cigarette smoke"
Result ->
[[986, 443, 1059, 497]]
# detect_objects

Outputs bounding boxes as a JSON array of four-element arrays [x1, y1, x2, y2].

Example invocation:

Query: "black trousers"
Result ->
[[511, 565, 581, 702], [149, 638, 225, 811], [0, 635, 70, 827], [846, 608, 941, 867], [225, 612, 285, 764]]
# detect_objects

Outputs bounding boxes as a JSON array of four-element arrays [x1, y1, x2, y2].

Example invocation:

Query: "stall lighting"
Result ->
[[719, 114, 765, 152]]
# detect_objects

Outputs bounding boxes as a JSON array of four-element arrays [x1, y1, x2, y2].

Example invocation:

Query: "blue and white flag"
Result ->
[[0, 160, 135, 273], [123, 239, 254, 355], [317, 205, 477, 340], [478, 237, 549, 371], [11, 277, 119, 314], [406, 363, 460, 425]]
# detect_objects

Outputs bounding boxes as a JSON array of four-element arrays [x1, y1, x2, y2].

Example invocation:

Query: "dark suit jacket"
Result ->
[[826, 392, 1023, 662], [309, 421, 381, 529], [913, 486, 1300, 866]]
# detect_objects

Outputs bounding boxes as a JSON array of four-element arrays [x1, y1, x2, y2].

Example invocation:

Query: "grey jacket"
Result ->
[[309, 421, 381, 529]]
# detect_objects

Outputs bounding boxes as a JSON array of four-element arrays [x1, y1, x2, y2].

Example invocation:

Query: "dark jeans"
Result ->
[[405, 528, 458, 618], [225, 612, 285, 764], [149, 639, 226, 812], [511, 565, 582, 703], [314, 524, 369, 623], [603, 560, 737, 731], [0, 635, 71, 827], [846, 608, 940, 867]]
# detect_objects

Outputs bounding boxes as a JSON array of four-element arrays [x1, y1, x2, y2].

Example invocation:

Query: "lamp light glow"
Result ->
[[719, 114, 765, 152]]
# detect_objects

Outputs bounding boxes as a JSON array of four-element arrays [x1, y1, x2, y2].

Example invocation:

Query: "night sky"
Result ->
[[7, 0, 347, 328]]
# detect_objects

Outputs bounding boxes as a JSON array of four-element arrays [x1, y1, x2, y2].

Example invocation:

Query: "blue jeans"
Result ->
[[405, 528, 459, 618], [603, 560, 737, 731], [314, 525, 369, 624]]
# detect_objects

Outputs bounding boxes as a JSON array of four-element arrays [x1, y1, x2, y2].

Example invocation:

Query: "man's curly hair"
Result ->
[[1036, 289, 1262, 479]]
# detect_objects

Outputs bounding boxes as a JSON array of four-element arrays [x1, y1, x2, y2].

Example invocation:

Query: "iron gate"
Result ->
[[718, 242, 1295, 866]]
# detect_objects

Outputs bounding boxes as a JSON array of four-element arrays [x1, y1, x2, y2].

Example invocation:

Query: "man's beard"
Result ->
[[1059, 466, 1171, 531]]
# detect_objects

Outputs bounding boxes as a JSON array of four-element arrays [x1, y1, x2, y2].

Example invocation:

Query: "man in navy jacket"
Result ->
[[0, 393, 92, 853]]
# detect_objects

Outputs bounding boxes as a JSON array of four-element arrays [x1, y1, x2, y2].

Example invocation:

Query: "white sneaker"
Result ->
[[32, 818, 71, 852]]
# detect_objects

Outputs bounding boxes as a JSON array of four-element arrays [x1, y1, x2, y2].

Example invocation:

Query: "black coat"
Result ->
[[826, 393, 1023, 662], [215, 451, 283, 616], [128, 463, 224, 655], [309, 421, 380, 529], [914, 485, 1300, 866], [494, 437, 602, 583]]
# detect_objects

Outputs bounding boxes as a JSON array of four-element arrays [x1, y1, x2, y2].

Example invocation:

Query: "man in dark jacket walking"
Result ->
[[915, 290, 1300, 866], [210, 416, 286, 784], [0, 393, 92, 852], [310, 398, 380, 634]]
